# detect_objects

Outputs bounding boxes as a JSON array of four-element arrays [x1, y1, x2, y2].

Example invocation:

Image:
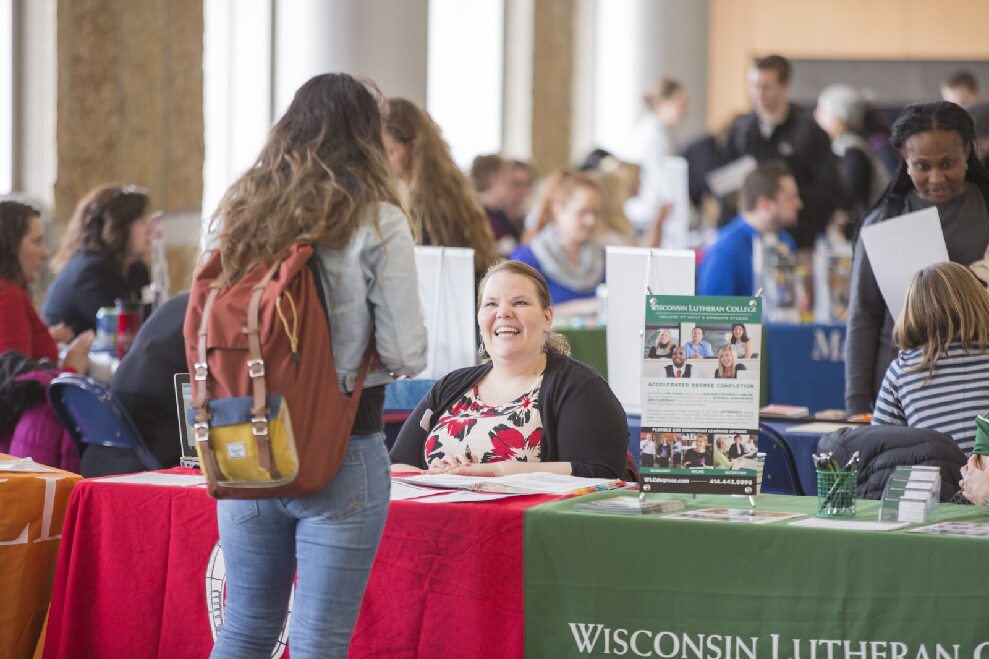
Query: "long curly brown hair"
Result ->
[[212, 74, 403, 282], [51, 184, 149, 274], [384, 98, 498, 276]]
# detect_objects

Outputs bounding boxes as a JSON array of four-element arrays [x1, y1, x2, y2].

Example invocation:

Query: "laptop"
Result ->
[[174, 373, 199, 468]]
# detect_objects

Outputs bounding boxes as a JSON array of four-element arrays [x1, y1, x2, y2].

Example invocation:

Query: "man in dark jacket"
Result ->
[[720, 54, 839, 250]]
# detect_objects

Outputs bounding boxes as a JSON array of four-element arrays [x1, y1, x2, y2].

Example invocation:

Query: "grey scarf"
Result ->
[[529, 225, 604, 293]]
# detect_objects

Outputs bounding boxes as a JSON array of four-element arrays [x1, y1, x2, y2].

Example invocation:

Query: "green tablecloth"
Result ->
[[525, 492, 989, 658]]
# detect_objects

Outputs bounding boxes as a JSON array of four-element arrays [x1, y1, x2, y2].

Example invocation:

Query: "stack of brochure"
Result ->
[[573, 496, 686, 515]]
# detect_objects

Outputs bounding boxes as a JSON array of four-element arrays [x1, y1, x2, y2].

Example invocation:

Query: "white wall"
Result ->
[[427, 0, 503, 168], [573, 0, 709, 162]]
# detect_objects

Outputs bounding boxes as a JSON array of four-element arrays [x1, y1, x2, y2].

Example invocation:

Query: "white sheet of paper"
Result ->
[[97, 472, 207, 487], [397, 472, 620, 495], [411, 490, 526, 503], [788, 518, 909, 532], [0, 457, 59, 472], [860, 207, 948, 321], [390, 480, 445, 501], [785, 422, 858, 434], [705, 155, 757, 197], [414, 246, 476, 379]]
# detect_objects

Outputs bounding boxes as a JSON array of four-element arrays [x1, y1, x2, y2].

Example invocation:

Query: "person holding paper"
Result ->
[[872, 263, 989, 453], [511, 170, 605, 305], [390, 260, 628, 479], [696, 163, 800, 296], [846, 101, 989, 415], [383, 98, 499, 278]]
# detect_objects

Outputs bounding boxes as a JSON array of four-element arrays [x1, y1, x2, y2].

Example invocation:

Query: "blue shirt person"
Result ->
[[696, 163, 802, 296], [683, 327, 713, 358]]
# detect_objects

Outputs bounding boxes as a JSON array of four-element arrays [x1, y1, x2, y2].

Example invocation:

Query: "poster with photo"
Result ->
[[640, 295, 762, 495]]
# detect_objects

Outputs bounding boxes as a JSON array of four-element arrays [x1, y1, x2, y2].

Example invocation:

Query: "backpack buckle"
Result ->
[[194, 362, 209, 381], [247, 359, 265, 378], [251, 416, 269, 436], [193, 421, 210, 440]]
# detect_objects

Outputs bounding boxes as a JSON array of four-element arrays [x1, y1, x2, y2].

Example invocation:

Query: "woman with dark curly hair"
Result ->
[[42, 184, 152, 334], [0, 200, 92, 371], [846, 101, 989, 415]]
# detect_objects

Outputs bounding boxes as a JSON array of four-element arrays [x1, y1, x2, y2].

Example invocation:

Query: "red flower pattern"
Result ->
[[424, 380, 543, 467]]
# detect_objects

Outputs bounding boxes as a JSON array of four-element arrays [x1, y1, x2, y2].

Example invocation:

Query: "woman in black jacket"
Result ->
[[42, 184, 152, 335], [390, 260, 628, 479]]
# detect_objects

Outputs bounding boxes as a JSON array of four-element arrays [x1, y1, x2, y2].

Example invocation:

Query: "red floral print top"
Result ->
[[423, 376, 543, 468]]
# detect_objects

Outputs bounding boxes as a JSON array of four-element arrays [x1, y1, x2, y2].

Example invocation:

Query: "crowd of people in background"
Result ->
[[4, 57, 989, 501], [5, 53, 989, 657]]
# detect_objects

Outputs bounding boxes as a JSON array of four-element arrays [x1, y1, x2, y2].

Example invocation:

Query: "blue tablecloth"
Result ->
[[764, 322, 846, 412]]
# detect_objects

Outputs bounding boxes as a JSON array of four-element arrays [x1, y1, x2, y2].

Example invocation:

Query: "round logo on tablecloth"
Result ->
[[206, 541, 293, 658]]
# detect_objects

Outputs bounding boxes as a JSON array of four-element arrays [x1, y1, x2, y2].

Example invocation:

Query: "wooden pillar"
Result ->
[[54, 0, 204, 291], [530, 0, 574, 173]]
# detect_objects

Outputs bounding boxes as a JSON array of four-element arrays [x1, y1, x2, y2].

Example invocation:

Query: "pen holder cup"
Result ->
[[816, 470, 857, 518]]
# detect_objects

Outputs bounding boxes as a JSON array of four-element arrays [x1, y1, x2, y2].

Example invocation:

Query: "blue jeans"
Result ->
[[210, 432, 391, 659]]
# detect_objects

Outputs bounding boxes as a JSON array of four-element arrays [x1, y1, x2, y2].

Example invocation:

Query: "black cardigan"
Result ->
[[389, 352, 628, 478]]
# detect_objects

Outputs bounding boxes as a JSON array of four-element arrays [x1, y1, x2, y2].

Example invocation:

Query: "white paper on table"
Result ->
[[705, 156, 757, 197], [788, 518, 909, 532], [390, 480, 445, 501], [97, 472, 207, 487], [396, 471, 621, 495], [785, 422, 858, 434], [0, 457, 58, 472], [412, 490, 528, 503], [860, 207, 948, 321]]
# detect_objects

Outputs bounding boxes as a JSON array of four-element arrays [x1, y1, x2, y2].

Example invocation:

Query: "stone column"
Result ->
[[530, 0, 575, 173]]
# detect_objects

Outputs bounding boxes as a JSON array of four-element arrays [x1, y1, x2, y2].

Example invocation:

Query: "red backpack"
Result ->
[[183, 244, 374, 499]]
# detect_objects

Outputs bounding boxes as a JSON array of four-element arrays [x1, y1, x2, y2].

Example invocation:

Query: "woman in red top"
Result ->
[[0, 200, 92, 371]]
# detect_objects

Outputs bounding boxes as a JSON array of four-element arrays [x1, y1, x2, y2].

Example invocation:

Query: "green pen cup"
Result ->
[[816, 470, 857, 518]]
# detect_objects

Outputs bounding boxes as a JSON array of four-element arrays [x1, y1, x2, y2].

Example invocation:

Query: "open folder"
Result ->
[[394, 472, 625, 496]]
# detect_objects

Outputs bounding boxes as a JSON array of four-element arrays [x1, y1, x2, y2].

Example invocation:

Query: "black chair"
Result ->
[[758, 422, 806, 496], [48, 374, 162, 472]]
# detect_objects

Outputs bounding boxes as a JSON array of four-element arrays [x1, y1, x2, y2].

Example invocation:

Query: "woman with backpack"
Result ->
[[845, 101, 989, 416], [205, 73, 427, 658]]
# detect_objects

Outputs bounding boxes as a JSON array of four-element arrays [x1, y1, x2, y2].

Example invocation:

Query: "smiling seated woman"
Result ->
[[390, 260, 628, 479]]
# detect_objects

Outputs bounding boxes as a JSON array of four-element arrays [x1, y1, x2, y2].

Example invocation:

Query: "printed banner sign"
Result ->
[[639, 295, 762, 495]]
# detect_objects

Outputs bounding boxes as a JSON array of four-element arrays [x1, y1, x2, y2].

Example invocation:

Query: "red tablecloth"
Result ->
[[43, 469, 552, 659]]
